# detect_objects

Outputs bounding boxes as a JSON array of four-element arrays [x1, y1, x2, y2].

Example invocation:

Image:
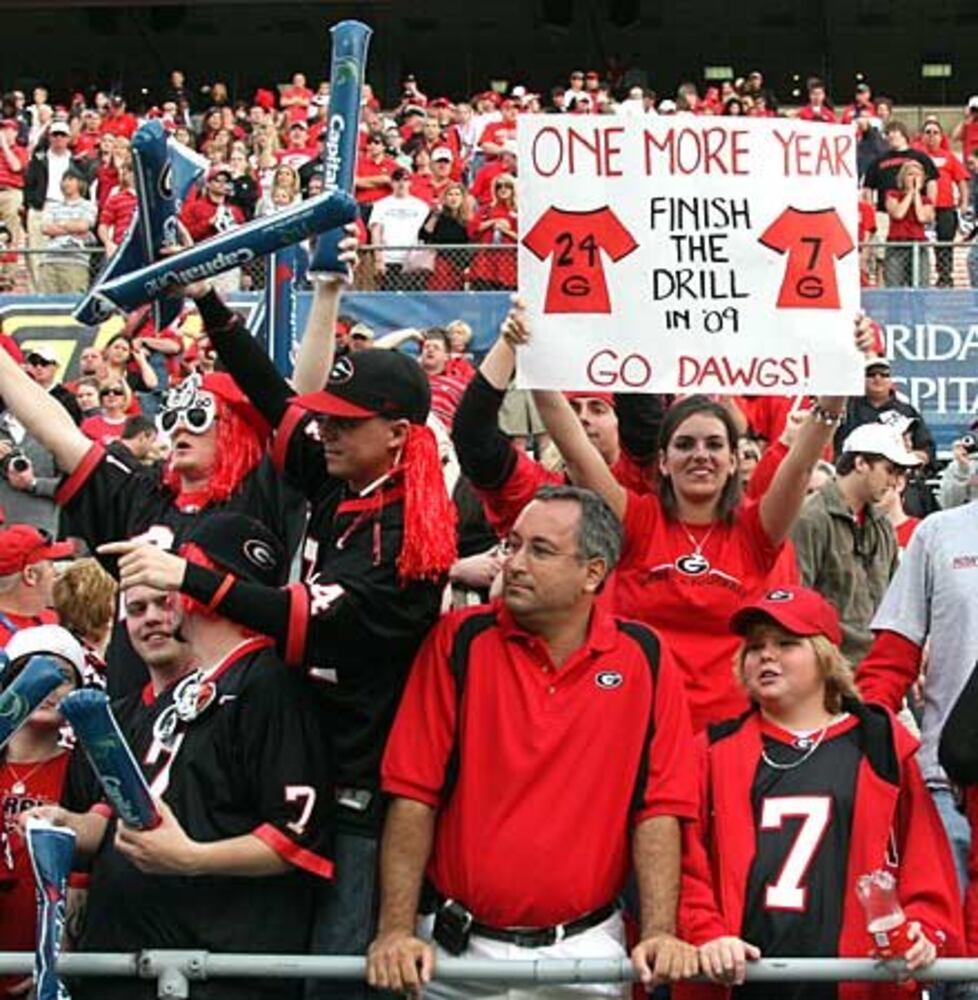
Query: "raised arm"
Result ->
[[0, 347, 90, 474], [759, 316, 877, 545]]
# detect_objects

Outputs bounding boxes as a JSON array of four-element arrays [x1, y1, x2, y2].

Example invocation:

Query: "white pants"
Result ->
[[418, 911, 629, 1000]]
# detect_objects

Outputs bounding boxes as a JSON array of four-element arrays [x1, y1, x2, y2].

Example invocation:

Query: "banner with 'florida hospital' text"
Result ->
[[516, 115, 863, 396]]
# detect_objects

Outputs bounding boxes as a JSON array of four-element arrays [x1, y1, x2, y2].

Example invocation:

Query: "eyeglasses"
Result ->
[[157, 402, 216, 436], [99, 386, 126, 397], [923, 128, 941, 135], [865, 369, 891, 379]]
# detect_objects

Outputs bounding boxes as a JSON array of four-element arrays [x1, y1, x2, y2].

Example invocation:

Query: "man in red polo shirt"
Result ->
[[478, 99, 519, 159], [367, 485, 698, 997]]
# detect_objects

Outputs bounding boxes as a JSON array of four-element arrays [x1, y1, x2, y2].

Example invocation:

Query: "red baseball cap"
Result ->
[[564, 391, 615, 408], [0, 525, 74, 575], [729, 586, 842, 646]]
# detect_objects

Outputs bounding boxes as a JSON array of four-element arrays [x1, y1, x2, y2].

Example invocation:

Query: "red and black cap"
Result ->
[[293, 351, 430, 425], [730, 586, 842, 647], [181, 512, 285, 588]]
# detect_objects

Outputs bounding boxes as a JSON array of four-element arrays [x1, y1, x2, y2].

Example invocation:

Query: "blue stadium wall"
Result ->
[[1, 289, 975, 452]]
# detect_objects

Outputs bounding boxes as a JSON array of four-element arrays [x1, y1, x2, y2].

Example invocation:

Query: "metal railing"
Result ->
[[3, 241, 977, 298], [3, 953, 978, 1000]]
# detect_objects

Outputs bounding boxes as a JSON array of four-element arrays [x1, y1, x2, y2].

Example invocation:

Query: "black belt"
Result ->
[[423, 884, 616, 949]]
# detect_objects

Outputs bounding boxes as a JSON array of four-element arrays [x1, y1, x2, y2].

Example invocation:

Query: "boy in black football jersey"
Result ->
[[679, 586, 962, 1000], [35, 513, 335, 1000]]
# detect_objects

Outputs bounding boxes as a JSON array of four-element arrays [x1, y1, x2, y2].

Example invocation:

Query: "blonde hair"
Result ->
[[491, 172, 517, 209], [734, 624, 861, 715], [446, 319, 473, 349], [53, 559, 118, 649], [896, 160, 925, 190]]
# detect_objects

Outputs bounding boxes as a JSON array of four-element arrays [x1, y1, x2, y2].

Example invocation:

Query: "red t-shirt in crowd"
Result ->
[[81, 414, 128, 445], [382, 602, 697, 927], [99, 187, 137, 244], [796, 105, 837, 123], [615, 492, 796, 731], [281, 85, 313, 125], [277, 146, 315, 172], [427, 362, 475, 430], [72, 131, 102, 161], [0, 144, 28, 190], [912, 145, 969, 208], [470, 161, 508, 207], [885, 190, 932, 242], [354, 155, 398, 206], [100, 112, 137, 139], [958, 119, 978, 160], [759, 207, 855, 309], [522, 206, 638, 314], [478, 119, 517, 152], [858, 200, 877, 241], [179, 196, 245, 242], [0, 753, 71, 994]]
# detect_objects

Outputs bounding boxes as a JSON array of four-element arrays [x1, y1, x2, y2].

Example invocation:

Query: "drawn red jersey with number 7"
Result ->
[[759, 207, 855, 309], [522, 206, 638, 314]]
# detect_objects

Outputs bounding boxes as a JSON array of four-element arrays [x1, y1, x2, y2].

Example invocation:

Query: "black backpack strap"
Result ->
[[440, 610, 499, 802], [616, 620, 661, 815]]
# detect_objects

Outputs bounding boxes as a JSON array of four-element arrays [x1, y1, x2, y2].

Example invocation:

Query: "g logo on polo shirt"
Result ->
[[595, 671, 623, 690], [765, 589, 794, 602], [329, 357, 355, 385]]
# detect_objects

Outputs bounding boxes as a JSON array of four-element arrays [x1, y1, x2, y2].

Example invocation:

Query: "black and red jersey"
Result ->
[[77, 642, 333, 1000], [56, 446, 305, 698], [678, 702, 964, 1000], [179, 403, 444, 816]]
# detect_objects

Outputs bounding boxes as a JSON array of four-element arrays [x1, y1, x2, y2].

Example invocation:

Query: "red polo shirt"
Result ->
[[0, 144, 28, 190], [382, 601, 697, 928]]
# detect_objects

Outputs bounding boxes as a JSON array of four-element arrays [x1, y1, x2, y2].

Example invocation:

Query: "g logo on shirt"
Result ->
[[765, 589, 794, 602], [595, 671, 623, 690], [243, 539, 277, 572], [675, 553, 709, 577]]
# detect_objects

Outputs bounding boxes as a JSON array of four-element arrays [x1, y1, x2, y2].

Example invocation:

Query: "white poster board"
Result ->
[[516, 116, 862, 395]]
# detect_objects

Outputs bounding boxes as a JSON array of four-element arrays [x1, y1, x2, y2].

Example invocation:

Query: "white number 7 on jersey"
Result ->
[[285, 785, 316, 836], [760, 795, 832, 910]]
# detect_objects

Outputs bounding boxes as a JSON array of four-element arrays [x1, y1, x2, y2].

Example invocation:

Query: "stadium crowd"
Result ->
[[0, 61, 974, 1000], [3, 67, 978, 295]]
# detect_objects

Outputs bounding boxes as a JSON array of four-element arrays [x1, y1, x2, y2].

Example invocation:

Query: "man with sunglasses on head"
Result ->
[[100, 247, 457, 1000]]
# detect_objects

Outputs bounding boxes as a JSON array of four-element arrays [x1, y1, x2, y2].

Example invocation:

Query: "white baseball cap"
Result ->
[[968, 95, 978, 110], [5, 624, 86, 680], [841, 423, 921, 467]]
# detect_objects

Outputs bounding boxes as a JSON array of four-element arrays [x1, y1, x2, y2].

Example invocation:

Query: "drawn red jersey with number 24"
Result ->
[[522, 206, 638, 314], [759, 207, 855, 309]]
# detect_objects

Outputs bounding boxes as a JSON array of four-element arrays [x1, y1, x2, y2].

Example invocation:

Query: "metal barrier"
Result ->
[[0, 953, 977, 998]]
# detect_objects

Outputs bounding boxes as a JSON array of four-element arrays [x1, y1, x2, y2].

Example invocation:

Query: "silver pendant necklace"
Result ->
[[761, 714, 847, 771], [675, 520, 717, 576]]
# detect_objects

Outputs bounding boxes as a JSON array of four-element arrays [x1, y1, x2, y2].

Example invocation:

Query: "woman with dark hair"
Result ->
[[527, 309, 877, 730]]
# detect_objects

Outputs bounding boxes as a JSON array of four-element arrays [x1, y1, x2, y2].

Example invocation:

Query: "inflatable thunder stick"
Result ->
[[0, 656, 68, 752], [58, 689, 160, 830], [93, 190, 358, 313], [27, 819, 76, 1000], [309, 19, 373, 276]]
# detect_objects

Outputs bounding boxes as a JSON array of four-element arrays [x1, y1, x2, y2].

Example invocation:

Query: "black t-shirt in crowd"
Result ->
[[737, 720, 861, 1000], [75, 641, 333, 1000], [863, 148, 938, 210]]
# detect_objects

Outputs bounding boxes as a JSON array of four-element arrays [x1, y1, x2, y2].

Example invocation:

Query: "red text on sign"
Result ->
[[772, 130, 854, 177], [531, 126, 625, 178], [643, 127, 750, 176]]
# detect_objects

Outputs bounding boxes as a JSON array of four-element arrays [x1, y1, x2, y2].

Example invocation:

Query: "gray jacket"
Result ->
[[938, 458, 978, 509]]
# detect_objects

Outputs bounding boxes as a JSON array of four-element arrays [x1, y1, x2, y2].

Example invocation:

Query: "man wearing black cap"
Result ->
[[68, 513, 336, 1000], [105, 272, 456, 999]]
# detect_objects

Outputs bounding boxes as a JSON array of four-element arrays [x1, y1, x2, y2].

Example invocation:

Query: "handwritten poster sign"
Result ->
[[516, 116, 863, 395]]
